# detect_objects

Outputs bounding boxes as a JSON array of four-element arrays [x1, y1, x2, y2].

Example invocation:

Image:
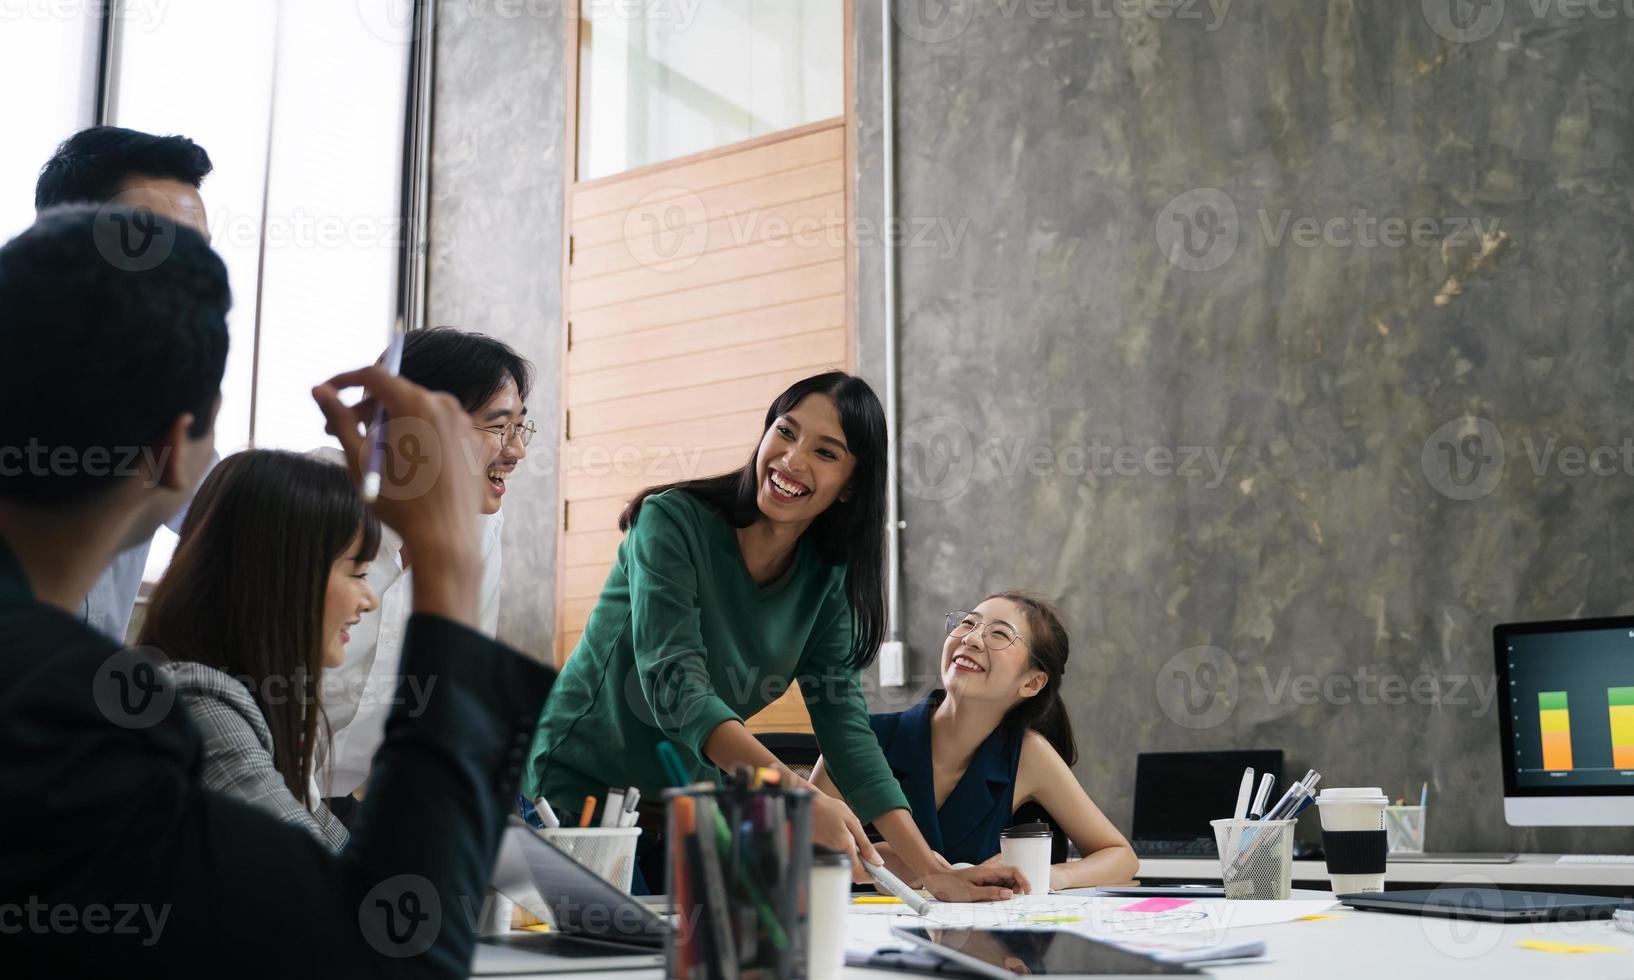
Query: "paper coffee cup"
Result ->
[[808, 848, 851, 979], [999, 822, 1054, 895], [1316, 788, 1389, 893]]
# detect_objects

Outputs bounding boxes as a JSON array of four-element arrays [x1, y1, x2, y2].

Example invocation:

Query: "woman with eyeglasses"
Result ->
[[813, 593, 1139, 890], [523, 372, 1029, 901], [313, 327, 535, 815]]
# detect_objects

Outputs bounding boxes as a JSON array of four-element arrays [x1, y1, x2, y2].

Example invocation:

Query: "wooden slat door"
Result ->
[[557, 120, 855, 734]]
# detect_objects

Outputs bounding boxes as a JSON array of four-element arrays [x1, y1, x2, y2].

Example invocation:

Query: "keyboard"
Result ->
[[1556, 854, 1634, 864], [1135, 839, 1218, 857]]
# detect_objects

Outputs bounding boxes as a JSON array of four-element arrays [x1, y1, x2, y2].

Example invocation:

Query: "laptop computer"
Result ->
[[1386, 852, 1517, 864], [1341, 887, 1630, 923], [474, 816, 667, 975], [1131, 750, 1284, 857]]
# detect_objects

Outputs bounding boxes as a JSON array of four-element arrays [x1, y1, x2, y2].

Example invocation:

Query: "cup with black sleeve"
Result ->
[[1315, 788, 1389, 894]]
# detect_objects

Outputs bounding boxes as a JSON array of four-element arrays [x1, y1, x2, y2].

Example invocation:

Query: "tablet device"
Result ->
[[1093, 885, 1226, 899], [475, 816, 667, 975], [1341, 887, 1627, 922], [891, 926, 1202, 977], [491, 816, 667, 946]]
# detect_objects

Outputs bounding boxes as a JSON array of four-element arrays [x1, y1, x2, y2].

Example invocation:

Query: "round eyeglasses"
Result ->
[[945, 611, 1026, 652], [472, 419, 537, 448]]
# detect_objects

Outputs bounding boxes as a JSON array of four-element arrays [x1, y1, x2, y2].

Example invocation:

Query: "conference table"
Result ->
[[491, 887, 1634, 978]]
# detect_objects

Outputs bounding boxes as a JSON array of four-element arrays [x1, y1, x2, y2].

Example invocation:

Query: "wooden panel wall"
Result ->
[[558, 120, 855, 733]]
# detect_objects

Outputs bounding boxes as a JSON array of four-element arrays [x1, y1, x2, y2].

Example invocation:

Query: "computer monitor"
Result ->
[[1495, 617, 1634, 826]]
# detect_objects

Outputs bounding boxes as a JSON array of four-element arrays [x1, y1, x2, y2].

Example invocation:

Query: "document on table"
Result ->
[[845, 894, 1341, 959]]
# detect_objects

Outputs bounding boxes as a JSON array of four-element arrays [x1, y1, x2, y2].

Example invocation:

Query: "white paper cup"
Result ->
[[1316, 788, 1389, 893], [808, 849, 850, 979], [999, 822, 1054, 895]]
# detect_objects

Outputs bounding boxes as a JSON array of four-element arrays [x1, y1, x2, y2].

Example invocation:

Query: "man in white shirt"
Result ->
[[318, 327, 534, 805], [33, 126, 217, 641]]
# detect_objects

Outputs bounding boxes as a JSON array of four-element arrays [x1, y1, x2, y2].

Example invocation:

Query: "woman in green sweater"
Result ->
[[523, 372, 1026, 900]]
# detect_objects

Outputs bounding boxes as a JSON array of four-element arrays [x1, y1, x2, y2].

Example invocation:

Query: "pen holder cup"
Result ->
[[540, 827, 642, 894], [1211, 818, 1295, 901], [1383, 806, 1425, 854], [665, 785, 813, 980]]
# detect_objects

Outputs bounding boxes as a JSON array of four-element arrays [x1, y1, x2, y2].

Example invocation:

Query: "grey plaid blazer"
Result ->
[[166, 661, 348, 853]]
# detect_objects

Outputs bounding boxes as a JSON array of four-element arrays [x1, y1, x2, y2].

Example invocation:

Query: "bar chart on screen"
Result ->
[[1610, 687, 1634, 770], [1539, 691, 1574, 771]]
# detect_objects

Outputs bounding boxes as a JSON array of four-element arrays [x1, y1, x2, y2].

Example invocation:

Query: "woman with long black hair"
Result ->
[[524, 372, 1025, 899], [141, 450, 381, 851]]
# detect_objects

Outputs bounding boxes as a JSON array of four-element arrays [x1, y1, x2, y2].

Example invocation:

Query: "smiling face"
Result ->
[[751, 392, 857, 526], [321, 531, 377, 669], [940, 597, 1048, 707], [461, 376, 528, 515]]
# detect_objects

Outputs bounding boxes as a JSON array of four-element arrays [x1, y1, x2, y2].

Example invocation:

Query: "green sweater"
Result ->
[[523, 489, 910, 823]]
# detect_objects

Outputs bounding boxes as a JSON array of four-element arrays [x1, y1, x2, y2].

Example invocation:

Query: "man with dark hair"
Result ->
[[34, 126, 217, 642], [0, 206, 553, 973], [35, 125, 214, 233], [320, 326, 536, 804]]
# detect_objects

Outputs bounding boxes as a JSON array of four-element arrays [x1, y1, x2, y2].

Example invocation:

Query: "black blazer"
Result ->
[[0, 536, 554, 976]]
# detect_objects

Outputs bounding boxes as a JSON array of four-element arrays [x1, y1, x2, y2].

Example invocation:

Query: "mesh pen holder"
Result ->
[[1384, 805, 1425, 854], [1211, 818, 1295, 901], [540, 827, 641, 894]]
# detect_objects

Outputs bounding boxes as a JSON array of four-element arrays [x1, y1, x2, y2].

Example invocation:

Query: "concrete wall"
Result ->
[[427, 0, 1634, 850], [427, 0, 566, 663], [857, 0, 1634, 853]]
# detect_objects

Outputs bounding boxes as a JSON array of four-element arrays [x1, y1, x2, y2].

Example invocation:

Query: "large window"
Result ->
[[0, 6, 99, 240], [577, 0, 842, 179], [109, 0, 415, 578]]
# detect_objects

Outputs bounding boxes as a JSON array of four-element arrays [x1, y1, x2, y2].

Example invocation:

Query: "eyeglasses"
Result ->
[[472, 419, 537, 448], [945, 611, 1026, 652]]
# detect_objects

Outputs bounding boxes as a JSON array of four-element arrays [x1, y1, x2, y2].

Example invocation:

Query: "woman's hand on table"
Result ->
[[912, 862, 1031, 902]]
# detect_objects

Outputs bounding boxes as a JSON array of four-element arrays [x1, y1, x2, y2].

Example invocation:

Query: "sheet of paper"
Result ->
[[845, 894, 1342, 955]]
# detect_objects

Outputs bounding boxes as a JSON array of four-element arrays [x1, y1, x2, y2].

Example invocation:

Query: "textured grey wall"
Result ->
[[427, 0, 1634, 851], [857, 0, 1634, 853], [428, 0, 565, 663]]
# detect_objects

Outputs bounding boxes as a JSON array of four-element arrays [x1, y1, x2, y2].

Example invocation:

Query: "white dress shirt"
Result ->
[[83, 451, 219, 643], [312, 448, 504, 797]]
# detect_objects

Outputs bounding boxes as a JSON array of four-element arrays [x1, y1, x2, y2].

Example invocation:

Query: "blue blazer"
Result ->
[[869, 693, 1025, 866]]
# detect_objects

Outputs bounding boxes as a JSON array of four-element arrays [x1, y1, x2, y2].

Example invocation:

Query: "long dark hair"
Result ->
[[139, 450, 381, 808], [620, 372, 889, 669], [990, 591, 1077, 766]]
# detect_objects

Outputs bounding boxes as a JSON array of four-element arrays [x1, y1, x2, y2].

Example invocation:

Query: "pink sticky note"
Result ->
[[1120, 897, 1194, 913]]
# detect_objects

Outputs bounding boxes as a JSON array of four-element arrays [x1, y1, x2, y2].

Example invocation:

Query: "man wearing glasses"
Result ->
[[317, 326, 536, 818]]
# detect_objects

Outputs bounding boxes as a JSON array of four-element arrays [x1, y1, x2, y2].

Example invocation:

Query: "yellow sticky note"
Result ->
[[1517, 939, 1629, 955], [1023, 916, 1084, 924], [853, 896, 905, 905], [522, 923, 553, 933], [1296, 914, 1342, 922]]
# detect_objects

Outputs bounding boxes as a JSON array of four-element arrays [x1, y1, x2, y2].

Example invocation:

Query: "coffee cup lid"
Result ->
[[1001, 821, 1053, 838], [1316, 787, 1388, 805]]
